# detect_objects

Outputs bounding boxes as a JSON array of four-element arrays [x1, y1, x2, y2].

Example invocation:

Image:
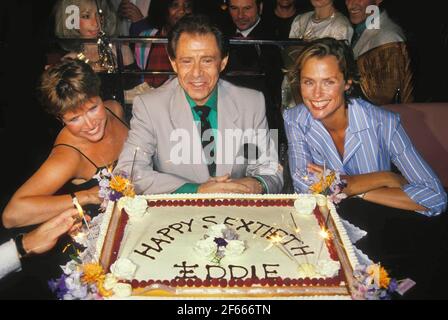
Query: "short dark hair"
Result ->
[[167, 14, 229, 59], [228, 0, 263, 7], [39, 59, 101, 117], [291, 37, 360, 98]]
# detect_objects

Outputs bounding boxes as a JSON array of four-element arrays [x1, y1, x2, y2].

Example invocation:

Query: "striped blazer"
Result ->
[[283, 98, 447, 216]]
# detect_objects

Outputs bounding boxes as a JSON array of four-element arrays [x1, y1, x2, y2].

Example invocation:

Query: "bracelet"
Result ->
[[14, 233, 28, 259]]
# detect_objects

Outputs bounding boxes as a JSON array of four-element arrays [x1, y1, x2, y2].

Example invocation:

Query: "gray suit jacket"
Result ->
[[115, 78, 283, 194]]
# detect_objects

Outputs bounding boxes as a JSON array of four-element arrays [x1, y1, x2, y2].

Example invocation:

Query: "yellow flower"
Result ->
[[82, 263, 105, 285], [110, 176, 131, 193], [310, 181, 324, 194], [379, 266, 391, 289], [325, 171, 335, 187], [123, 185, 136, 197]]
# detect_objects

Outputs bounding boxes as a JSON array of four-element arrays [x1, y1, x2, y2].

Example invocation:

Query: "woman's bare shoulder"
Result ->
[[104, 99, 125, 120]]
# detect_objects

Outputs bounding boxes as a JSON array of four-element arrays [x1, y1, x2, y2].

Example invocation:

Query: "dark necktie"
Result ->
[[351, 31, 361, 48], [193, 105, 216, 176]]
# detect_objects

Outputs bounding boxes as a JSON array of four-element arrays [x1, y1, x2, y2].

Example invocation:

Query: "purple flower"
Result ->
[[48, 274, 69, 300], [109, 190, 123, 202], [388, 278, 399, 293], [99, 179, 110, 188], [214, 237, 228, 247]]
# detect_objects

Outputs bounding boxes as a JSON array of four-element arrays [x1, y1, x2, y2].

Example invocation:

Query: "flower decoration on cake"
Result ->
[[351, 263, 405, 300], [49, 257, 136, 300], [300, 168, 347, 204], [117, 196, 149, 220], [194, 224, 245, 264], [294, 194, 317, 215], [93, 166, 136, 210]]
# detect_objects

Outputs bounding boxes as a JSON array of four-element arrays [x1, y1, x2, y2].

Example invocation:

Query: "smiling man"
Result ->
[[115, 14, 283, 195]]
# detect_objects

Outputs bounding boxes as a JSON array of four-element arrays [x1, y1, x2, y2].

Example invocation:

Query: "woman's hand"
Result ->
[[77, 186, 102, 205], [307, 163, 324, 174]]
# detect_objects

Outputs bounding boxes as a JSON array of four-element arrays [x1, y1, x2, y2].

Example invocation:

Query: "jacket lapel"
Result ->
[[308, 120, 343, 170], [215, 81, 239, 177], [343, 100, 369, 166]]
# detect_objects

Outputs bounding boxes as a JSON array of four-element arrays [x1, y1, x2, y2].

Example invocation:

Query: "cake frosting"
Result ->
[[98, 194, 359, 298]]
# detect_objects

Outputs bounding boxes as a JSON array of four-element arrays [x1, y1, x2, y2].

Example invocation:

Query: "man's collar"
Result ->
[[184, 87, 218, 111], [237, 17, 261, 38], [353, 9, 386, 35]]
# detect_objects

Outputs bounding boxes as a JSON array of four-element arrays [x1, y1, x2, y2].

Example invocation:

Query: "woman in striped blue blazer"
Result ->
[[283, 37, 446, 216]]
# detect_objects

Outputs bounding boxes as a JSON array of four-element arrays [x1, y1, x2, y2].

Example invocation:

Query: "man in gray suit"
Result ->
[[115, 14, 283, 194]]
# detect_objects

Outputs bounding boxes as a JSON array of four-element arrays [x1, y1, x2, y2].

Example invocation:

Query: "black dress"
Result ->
[[0, 108, 129, 299]]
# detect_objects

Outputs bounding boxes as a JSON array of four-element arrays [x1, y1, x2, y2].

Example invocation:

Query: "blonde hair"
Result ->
[[39, 59, 101, 117], [54, 0, 117, 50]]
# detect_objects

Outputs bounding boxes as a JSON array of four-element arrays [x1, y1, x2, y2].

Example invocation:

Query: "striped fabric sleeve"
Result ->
[[284, 111, 313, 194], [390, 117, 447, 216]]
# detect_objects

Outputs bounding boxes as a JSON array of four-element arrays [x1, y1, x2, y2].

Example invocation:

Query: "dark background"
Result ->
[[0, 0, 447, 299]]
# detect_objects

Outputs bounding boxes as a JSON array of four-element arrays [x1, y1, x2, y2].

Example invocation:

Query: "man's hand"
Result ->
[[198, 175, 251, 194], [230, 177, 264, 194], [119, 0, 144, 23], [22, 208, 77, 255]]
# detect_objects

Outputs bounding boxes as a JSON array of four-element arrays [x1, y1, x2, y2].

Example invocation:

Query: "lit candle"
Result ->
[[72, 197, 90, 233], [266, 233, 298, 264], [315, 227, 331, 265], [289, 212, 312, 266]]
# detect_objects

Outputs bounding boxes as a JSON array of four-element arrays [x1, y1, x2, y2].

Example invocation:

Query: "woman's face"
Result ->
[[310, 0, 333, 9], [79, 1, 100, 38], [167, 0, 193, 28], [62, 96, 108, 142], [300, 55, 351, 123]]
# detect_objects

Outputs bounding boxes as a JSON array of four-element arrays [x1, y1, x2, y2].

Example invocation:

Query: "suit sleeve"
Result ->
[[114, 96, 191, 194], [245, 92, 284, 193], [0, 239, 21, 280]]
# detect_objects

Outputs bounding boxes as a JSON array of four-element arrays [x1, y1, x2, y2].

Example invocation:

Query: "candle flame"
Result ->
[[319, 228, 330, 240]]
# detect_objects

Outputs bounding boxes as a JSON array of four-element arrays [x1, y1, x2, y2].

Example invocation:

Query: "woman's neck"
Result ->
[[322, 105, 348, 133], [83, 43, 99, 59], [314, 4, 335, 21], [275, 4, 296, 18]]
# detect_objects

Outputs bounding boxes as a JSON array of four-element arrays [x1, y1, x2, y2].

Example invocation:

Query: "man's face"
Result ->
[[169, 33, 228, 106], [345, 0, 382, 25], [229, 0, 262, 32]]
